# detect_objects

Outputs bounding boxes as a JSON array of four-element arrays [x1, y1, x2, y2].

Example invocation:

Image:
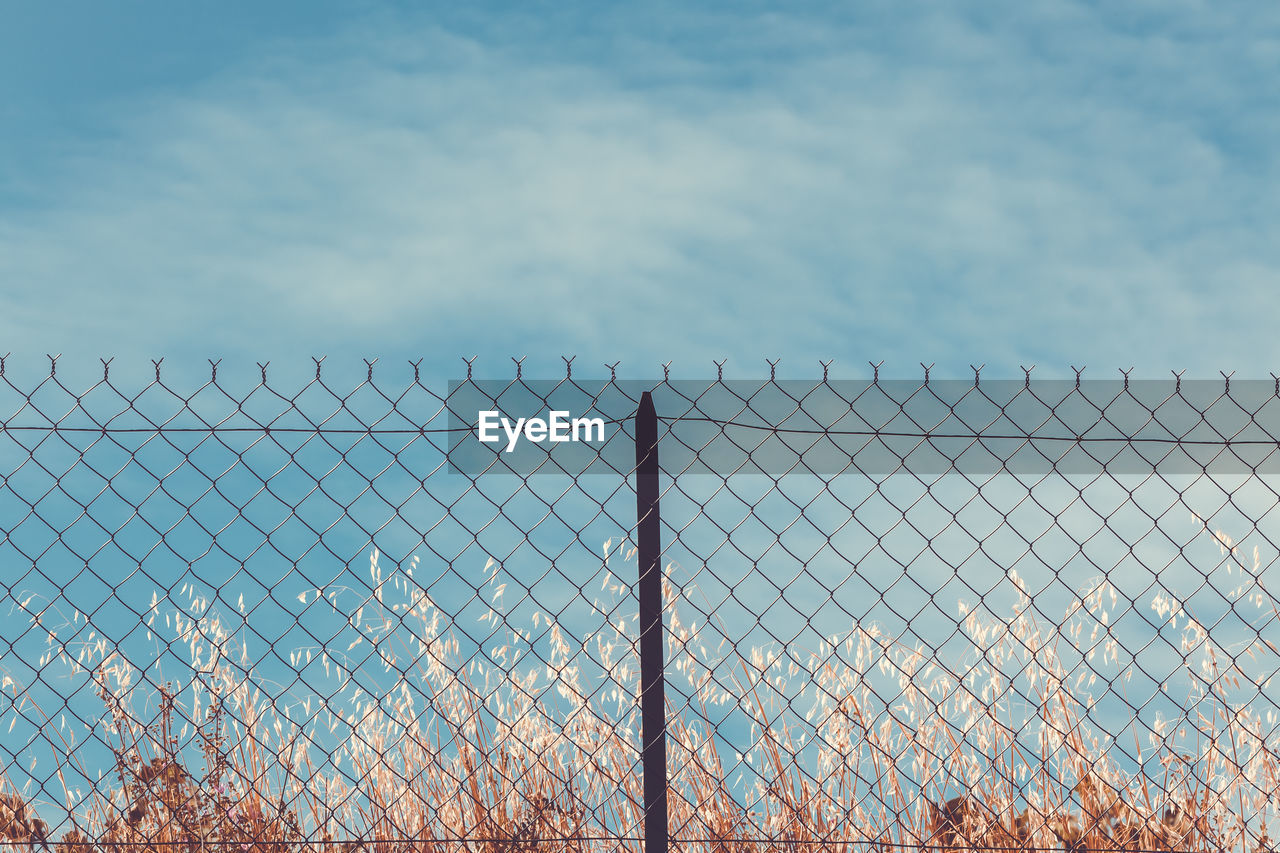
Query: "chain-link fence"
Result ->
[[1, 359, 1278, 852]]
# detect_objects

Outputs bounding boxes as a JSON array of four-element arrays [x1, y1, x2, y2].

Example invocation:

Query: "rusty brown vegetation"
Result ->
[[2, 525, 1277, 852]]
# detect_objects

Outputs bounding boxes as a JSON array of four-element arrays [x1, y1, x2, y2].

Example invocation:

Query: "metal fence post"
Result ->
[[635, 391, 668, 853]]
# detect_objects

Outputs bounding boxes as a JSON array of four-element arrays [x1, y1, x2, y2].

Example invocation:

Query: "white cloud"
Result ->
[[1, 3, 1278, 381]]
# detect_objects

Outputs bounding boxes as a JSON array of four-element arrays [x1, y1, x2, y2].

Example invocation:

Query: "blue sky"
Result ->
[[3, 2, 1280, 828], [3, 1, 1279, 386]]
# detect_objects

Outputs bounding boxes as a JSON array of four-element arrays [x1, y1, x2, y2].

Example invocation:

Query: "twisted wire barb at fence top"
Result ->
[[1, 362, 1278, 853]]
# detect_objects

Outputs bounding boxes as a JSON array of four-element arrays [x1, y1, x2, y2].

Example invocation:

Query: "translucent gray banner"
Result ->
[[445, 379, 1280, 476]]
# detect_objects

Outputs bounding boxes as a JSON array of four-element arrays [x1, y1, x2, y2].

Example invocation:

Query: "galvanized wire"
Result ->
[[0, 360, 1277, 853]]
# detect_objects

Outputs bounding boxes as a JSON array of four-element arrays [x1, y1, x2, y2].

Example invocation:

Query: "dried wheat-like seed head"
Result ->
[[0, 791, 48, 845]]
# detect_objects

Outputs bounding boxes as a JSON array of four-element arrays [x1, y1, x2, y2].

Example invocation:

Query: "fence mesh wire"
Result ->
[[1, 361, 1278, 852]]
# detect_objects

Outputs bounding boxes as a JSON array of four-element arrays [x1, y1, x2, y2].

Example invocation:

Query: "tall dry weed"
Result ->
[[1, 520, 1276, 852]]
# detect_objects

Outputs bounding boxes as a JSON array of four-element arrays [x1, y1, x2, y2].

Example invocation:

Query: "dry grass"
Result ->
[[2, 521, 1278, 852]]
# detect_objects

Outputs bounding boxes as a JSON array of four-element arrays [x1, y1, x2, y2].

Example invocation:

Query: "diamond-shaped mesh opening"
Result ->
[[3, 369, 1279, 852]]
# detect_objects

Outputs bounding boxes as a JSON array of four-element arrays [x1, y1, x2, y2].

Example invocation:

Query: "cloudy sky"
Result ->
[[5, 4, 1280, 823], [2, 1, 1278, 386]]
